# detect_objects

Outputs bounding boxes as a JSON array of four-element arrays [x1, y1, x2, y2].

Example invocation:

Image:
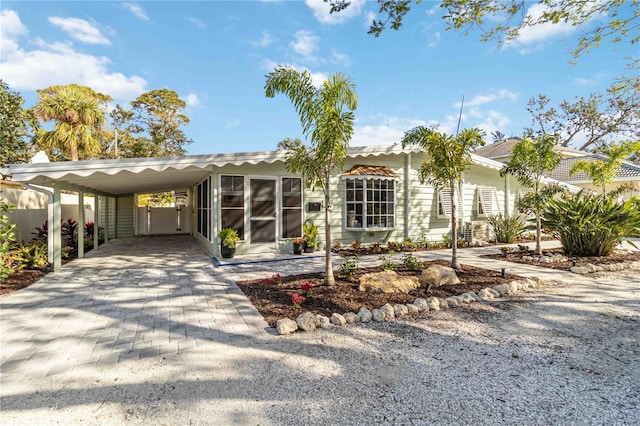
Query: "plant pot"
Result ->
[[221, 245, 236, 259], [293, 242, 305, 255], [304, 246, 315, 253]]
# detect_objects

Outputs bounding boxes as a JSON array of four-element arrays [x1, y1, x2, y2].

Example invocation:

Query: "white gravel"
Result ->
[[2, 270, 639, 425]]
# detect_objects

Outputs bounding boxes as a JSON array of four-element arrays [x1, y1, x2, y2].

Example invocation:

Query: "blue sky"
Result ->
[[1, 1, 636, 155]]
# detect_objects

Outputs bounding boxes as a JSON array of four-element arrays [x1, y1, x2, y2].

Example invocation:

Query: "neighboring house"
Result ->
[[475, 139, 640, 198], [1, 144, 576, 270]]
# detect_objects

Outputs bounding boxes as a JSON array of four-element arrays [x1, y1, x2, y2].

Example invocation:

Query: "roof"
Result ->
[[474, 137, 587, 160], [546, 155, 640, 183], [341, 165, 399, 178]]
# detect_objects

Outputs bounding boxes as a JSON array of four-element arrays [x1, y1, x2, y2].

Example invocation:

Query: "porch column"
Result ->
[[94, 195, 99, 251], [404, 152, 411, 240], [52, 185, 62, 272], [104, 197, 110, 243], [505, 174, 511, 216], [78, 192, 85, 258]]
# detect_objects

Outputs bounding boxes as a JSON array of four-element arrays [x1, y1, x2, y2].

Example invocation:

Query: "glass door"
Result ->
[[250, 178, 276, 244]]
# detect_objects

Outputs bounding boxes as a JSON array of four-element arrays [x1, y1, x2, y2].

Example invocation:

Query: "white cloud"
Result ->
[[330, 49, 351, 67], [306, 0, 365, 25], [0, 9, 28, 53], [457, 89, 519, 108], [427, 32, 441, 48], [48, 16, 110, 45], [1, 12, 146, 100], [363, 11, 376, 29], [290, 30, 320, 63], [351, 116, 429, 146], [251, 31, 276, 48], [505, 3, 576, 52], [188, 18, 206, 28], [123, 3, 150, 21], [260, 60, 328, 88], [186, 93, 200, 107]]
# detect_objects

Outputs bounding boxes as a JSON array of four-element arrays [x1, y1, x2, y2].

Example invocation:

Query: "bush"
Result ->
[[487, 213, 529, 244], [1, 199, 17, 280], [11, 242, 48, 270], [542, 191, 640, 257]]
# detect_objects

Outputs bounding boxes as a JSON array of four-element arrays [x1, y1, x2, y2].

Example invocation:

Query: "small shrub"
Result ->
[[500, 247, 514, 256], [487, 213, 529, 244], [402, 253, 423, 270], [370, 242, 382, 253], [332, 241, 342, 251], [339, 253, 360, 279], [379, 253, 397, 271], [387, 241, 401, 251], [61, 218, 78, 247], [301, 282, 314, 297], [1, 199, 17, 280], [442, 233, 452, 248], [12, 242, 48, 270], [350, 240, 362, 250], [403, 239, 417, 250], [291, 293, 306, 310], [517, 244, 530, 254]]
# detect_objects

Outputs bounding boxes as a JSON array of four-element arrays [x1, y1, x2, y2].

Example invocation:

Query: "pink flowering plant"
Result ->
[[261, 273, 284, 287], [300, 282, 314, 298], [291, 293, 306, 310]]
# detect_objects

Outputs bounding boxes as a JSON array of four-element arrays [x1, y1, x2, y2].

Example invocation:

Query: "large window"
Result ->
[[281, 177, 302, 238], [477, 186, 499, 217], [196, 177, 212, 240], [220, 175, 245, 239], [345, 178, 396, 229]]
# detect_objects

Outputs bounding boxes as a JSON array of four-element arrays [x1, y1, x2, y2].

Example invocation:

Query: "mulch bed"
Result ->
[[236, 259, 523, 327], [483, 249, 640, 271], [1, 269, 46, 297]]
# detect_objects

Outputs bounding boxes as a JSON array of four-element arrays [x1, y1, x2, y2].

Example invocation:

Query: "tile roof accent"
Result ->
[[546, 155, 640, 182], [341, 164, 400, 178]]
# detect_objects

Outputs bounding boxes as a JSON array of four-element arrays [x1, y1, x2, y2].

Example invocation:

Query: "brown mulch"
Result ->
[[483, 249, 640, 271], [1, 269, 46, 297], [236, 259, 523, 327]]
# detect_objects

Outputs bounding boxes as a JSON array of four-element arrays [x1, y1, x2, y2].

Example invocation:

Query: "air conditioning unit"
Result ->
[[464, 221, 490, 245]]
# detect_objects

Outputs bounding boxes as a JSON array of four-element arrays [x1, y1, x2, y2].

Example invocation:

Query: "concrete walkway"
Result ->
[[0, 236, 270, 384]]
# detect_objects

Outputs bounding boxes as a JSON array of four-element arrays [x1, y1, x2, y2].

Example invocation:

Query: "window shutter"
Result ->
[[478, 187, 498, 215], [438, 188, 461, 217]]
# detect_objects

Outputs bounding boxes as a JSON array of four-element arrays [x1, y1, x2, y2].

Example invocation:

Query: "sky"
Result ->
[[1, 1, 637, 156]]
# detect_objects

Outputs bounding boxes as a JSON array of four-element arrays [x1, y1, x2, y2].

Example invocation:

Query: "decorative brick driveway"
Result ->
[[0, 236, 270, 383]]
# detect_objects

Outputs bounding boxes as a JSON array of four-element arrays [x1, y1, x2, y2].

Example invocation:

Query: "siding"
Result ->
[[116, 194, 135, 238]]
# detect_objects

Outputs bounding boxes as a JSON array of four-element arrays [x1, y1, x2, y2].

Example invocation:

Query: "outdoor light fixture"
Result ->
[[501, 268, 506, 279]]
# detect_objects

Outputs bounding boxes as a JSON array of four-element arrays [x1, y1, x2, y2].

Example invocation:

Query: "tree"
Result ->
[[130, 89, 193, 157], [401, 126, 485, 269], [570, 141, 640, 196], [500, 134, 562, 255], [329, 0, 639, 59], [0, 80, 38, 167], [491, 130, 506, 142], [277, 137, 304, 151], [33, 85, 110, 161], [265, 67, 358, 286]]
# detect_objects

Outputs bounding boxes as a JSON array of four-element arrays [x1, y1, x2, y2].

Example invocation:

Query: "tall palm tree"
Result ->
[[401, 126, 485, 269], [277, 137, 303, 151], [266, 67, 358, 285], [34, 85, 107, 161]]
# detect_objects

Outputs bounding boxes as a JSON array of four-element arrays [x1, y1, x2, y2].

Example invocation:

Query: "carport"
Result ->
[[2, 151, 285, 271]]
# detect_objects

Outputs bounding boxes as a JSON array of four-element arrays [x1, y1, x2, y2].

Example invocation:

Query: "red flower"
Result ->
[[291, 292, 306, 309], [301, 282, 313, 292]]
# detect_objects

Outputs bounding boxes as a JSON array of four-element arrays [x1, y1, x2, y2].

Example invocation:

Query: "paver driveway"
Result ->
[[0, 236, 270, 383]]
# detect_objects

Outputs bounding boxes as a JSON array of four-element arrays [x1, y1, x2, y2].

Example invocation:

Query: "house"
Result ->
[[1, 144, 576, 271], [475, 138, 640, 198]]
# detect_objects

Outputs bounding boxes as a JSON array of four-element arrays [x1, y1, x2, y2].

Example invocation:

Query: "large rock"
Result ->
[[358, 307, 373, 323], [330, 313, 347, 326], [426, 297, 440, 311], [420, 265, 460, 292], [358, 270, 420, 294], [379, 303, 396, 320], [316, 315, 332, 329], [296, 312, 318, 332], [413, 298, 429, 312], [372, 309, 385, 322], [343, 312, 360, 324], [406, 303, 419, 316], [393, 304, 409, 318], [276, 318, 298, 335]]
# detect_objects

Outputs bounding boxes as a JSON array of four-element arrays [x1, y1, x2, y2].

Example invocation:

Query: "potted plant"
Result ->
[[303, 222, 319, 253], [218, 228, 240, 258], [292, 237, 306, 255]]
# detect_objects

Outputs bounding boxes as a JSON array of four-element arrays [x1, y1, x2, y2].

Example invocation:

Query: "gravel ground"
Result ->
[[2, 270, 639, 425]]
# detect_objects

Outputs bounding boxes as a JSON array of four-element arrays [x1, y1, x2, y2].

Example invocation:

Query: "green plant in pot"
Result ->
[[303, 222, 319, 253], [218, 228, 240, 258]]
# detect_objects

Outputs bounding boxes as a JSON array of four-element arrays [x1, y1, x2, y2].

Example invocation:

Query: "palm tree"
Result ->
[[265, 67, 358, 285], [34, 85, 107, 161], [277, 137, 303, 151], [401, 126, 485, 270]]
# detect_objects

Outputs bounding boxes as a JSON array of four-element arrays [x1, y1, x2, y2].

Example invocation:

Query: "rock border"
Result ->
[[570, 260, 640, 275], [276, 277, 541, 335]]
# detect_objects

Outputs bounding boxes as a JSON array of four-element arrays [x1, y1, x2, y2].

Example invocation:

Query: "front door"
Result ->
[[250, 178, 277, 248]]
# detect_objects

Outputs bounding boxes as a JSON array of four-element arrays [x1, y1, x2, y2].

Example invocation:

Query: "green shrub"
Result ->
[[1, 199, 17, 281], [379, 253, 397, 271], [12, 242, 48, 270], [338, 253, 360, 279], [487, 213, 529, 244], [542, 191, 640, 256], [402, 253, 423, 270]]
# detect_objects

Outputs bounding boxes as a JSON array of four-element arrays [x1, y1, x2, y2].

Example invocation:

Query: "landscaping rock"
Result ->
[[426, 297, 440, 311], [316, 315, 332, 329], [380, 303, 396, 320], [413, 298, 429, 312], [493, 284, 511, 297], [393, 304, 409, 318], [330, 313, 347, 326], [420, 265, 460, 292], [358, 307, 373, 323], [276, 318, 298, 335], [478, 288, 494, 301], [372, 309, 385, 322], [439, 298, 450, 309], [406, 303, 419, 316], [358, 270, 420, 293], [296, 312, 318, 332], [343, 312, 360, 324], [488, 288, 501, 297], [571, 265, 590, 274], [445, 297, 460, 308]]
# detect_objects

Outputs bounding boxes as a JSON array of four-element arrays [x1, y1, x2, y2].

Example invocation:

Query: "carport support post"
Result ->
[[104, 197, 110, 243], [52, 185, 62, 272], [78, 192, 85, 259], [94, 195, 99, 251]]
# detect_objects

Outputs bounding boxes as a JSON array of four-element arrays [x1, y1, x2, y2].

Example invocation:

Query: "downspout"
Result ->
[[404, 152, 411, 240], [22, 184, 54, 265]]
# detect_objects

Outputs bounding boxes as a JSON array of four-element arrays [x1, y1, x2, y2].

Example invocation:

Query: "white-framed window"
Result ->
[[477, 186, 499, 217], [196, 176, 212, 241], [281, 177, 302, 238], [345, 178, 396, 230], [436, 188, 461, 219], [220, 175, 245, 240]]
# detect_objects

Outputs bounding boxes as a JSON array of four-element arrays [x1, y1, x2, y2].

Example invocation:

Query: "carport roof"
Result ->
[[2, 145, 426, 196]]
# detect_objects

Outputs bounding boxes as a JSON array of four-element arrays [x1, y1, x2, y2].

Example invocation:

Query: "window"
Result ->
[[281, 177, 302, 238], [220, 175, 245, 239], [345, 178, 395, 229], [437, 188, 461, 219], [196, 177, 212, 240], [477, 186, 499, 217]]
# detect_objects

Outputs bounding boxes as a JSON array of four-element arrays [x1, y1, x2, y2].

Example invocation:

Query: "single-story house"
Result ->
[[1, 144, 577, 271]]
